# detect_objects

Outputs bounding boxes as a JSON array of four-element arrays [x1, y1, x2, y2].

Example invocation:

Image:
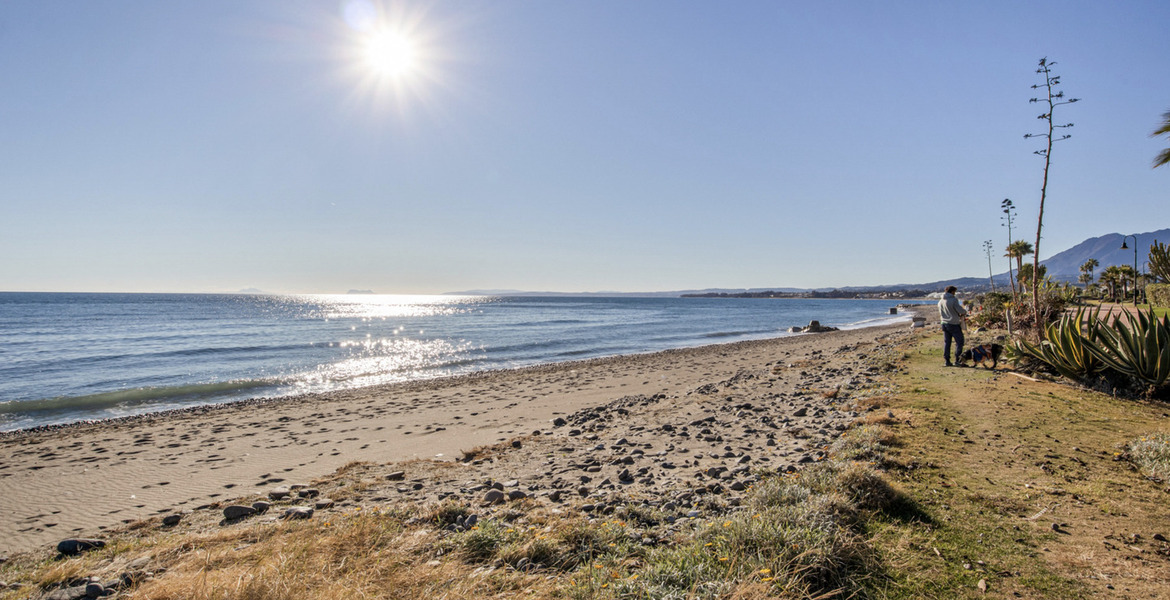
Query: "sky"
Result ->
[[2, 1, 1168, 294]]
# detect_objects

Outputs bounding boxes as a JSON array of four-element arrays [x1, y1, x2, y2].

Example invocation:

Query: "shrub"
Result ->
[[1148, 283, 1170, 309], [1127, 433, 1170, 482], [1013, 307, 1106, 380], [1083, 308, 1170, 390], [969, 292, 1013, 329]]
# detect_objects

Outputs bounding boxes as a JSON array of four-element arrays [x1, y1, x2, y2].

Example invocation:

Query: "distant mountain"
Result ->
[[1037, 229, 1169, 281], [443, 228, 1169, 298]]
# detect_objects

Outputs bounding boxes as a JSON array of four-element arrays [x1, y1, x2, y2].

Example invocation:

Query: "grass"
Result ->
[[861, 334, 1170, 599], [1, 452, 904, 600]]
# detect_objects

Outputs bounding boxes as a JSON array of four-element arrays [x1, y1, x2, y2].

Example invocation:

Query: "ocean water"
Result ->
[[0, 293, 921, 431]]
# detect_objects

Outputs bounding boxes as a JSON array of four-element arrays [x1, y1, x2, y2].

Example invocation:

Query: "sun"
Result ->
[[363, 29, 417, 79]]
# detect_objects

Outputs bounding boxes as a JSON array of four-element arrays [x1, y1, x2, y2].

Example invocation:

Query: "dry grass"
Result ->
[[1126, 432, 1170, 483], [4, 439, 908, 600]]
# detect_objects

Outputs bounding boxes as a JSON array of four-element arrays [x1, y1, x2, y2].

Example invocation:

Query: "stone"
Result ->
[[483, 490, 506, 505], [315, 498, 335, 509], [252, 501, 272, 513], [298, 488, 320, 499], [161, 514, 182, 526], [223, 505, 257, 520], [43, 585, 89, 600], [268, 486, 292, 500], [507, 490, 528, 501], [386, 471, 406, 481], [84, 581, 105, 598], [57, 539, 105, 556], [282, 507, 314, 520]]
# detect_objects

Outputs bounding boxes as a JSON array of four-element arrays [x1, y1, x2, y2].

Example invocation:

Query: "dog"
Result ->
[[958, 343, 1003, 369]]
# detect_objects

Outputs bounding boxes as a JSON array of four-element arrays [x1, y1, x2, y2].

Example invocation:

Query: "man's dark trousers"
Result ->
[[942, 323, 964, 366]]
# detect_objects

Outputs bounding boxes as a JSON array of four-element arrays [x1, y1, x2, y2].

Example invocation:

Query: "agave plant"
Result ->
[[1082, 308, 1170, 388], [1013, 307, 1106, 380]]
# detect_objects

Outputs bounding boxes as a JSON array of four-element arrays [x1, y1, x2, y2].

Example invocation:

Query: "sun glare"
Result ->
[[364, 29, 417, 79]]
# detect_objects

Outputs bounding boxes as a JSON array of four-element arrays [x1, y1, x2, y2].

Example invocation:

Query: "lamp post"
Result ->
[[1120, 234, 1139, 307]]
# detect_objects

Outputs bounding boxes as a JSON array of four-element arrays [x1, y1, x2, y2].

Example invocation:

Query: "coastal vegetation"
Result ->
[[1023, 57, 1079, 330]]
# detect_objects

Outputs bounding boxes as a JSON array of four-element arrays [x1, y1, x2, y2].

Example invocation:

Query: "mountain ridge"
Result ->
[[446, 228, 1169, 297]]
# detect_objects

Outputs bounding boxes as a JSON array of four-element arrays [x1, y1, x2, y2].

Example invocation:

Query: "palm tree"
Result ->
[[1119, 265, 1138, 303], [1006, 240, 1034, 295], [1153, 110, 1170, 169], [1079, 258, 1099, 285], [1100, 266, 1123, 301]]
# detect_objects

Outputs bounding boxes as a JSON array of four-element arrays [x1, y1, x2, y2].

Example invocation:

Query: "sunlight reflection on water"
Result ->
[[291, 294, 491, 320], [294, 336, 479, 391]]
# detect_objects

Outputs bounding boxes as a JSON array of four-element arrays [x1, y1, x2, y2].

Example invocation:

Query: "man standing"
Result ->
[[938, 286, 968, 367]]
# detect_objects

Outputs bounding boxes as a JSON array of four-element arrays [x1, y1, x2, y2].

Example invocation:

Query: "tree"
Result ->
[[1153, 110, 1170, 169], [983, 240, 996, 291], [1118, 265, 1138, 303], [1001, 199, 1018, 300], [1006, 240, 1034, 295], [1018, 263, 1047, 289], [1024, 57, 1079, 331], [1149, 240, 1170, 284], [1079, 258, 1099, 285], [1101, 266, 1123, 301]]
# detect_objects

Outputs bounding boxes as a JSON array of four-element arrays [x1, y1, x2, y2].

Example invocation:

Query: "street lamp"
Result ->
[[1120, 234, 1139, 307]]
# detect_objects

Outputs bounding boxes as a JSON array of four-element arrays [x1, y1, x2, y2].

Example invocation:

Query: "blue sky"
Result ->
[[2, 1, 1168, 294]]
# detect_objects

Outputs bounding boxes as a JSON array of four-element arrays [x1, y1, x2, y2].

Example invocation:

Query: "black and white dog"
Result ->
[[957, 343, 1004, 369]]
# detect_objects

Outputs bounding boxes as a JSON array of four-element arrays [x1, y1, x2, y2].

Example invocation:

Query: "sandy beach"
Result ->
[[0, 312, 927, 557]]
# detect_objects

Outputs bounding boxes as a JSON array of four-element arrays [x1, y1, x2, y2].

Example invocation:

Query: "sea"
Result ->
[[0, 293, 923, 432]]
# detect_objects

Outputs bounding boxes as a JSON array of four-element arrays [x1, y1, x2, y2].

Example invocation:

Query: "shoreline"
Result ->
[[1, 304, 924, 437], [0, 308, 932, 556]]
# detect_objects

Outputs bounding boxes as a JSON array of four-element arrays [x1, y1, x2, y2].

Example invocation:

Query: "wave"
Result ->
[[509, 319, 590, 327], [701, 329, 774, 339], [0, 379, 275, 417]]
